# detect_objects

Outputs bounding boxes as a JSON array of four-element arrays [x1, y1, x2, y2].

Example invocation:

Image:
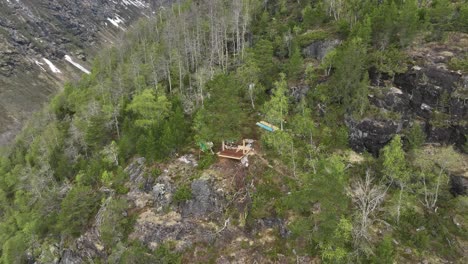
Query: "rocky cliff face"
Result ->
[[0, 0, 169, 145], [347, 33, 468, 155], [54, 155, 293, 263]]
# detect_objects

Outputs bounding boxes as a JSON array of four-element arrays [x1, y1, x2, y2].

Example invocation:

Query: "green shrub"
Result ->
[[302, 3, 327, 29], [114, 167, 130, 194], [431, 111, 451, 128], [334, 126, 349, 149], [77, 157, 109, 186], [117, 122, 137, 161], [397, 210, 432, 250], [197, 154, 216, 170], [454, 3, 468, 33], [1, 233, 28, 264], [119, 242, 158, 263], [372, 235, 395, 264], [101, 170, 112, 187], [100, 198, 129, 248], [297, 30, 330, 47], [151, 167, 162, 178], [407, 122, 426, 150], [335, 19, 350, 38], [154, 244, 182, 264], [250, 176, 282, 219], [448, 56, 468, 73], [56, 186, 101, 237], [119, 242, 181, 264], [173, 185, 192, 203]]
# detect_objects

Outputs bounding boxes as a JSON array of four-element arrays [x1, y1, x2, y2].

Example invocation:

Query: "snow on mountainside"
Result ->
[[0, 0, 170, 146]]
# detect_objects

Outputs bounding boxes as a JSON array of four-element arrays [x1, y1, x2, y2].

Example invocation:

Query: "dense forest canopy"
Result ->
[[0, 0, 467, 263]]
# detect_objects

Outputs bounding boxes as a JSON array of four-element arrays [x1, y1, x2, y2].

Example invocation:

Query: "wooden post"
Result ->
[[222, 140, 225, 151], [243, 140, 246, 154]]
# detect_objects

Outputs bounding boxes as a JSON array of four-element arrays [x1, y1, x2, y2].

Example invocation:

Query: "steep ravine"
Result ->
[[0, 0, 169, 146]]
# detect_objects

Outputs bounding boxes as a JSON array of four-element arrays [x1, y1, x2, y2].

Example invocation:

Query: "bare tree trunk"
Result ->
[[291, 141, 296, 178], [241, 3, 248, 59], [131, 53, 141, 91], [224, 24, 229, 72], [209, 1, 216, 76], [113, 114, 120, 139], [149, 49, 159, 91], [178, 58, 183, 93], [248, 83, 255, 109], [349, 169, 387, 246], [194, 22, 200, 70], [234, 0, 241, 57], [431, 167, 443, 209], [165, 60, 172, 93], [309, 132, 314, 147], [397, 184, 404, 224], [423, 167, 445, 211]]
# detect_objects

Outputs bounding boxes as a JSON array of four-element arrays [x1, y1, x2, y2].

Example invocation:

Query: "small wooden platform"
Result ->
[[217, 149, 246, 160], [216, 139, 253, 160]]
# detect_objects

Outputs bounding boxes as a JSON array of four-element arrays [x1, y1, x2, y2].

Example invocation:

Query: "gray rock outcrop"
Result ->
[[451, 174, 468, 195], [302, 39, 340, 60], [182, 176, 225, 218], [349, 34, 467, 154], [347, 118, 404, 155]]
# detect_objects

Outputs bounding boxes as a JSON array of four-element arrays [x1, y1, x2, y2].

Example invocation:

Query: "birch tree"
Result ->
[[101, 141, 119, 166], [412, 147, 461, 212], [236, 56, 261, 109], [126, 89, 171, 129], [381, 135, 408, 224], [264, 73, 289, 130]]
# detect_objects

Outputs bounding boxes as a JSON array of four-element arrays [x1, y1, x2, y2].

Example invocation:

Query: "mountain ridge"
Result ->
[[0, 0, 170, 145]]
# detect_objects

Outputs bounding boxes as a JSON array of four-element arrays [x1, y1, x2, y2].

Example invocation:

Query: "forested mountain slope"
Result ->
[[0, 0, 467, 263], [0, 0, 169, 145]]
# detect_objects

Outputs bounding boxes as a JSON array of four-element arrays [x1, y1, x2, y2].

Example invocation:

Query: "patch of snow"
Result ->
[[42, 58, 61, 73], [122, 0, 148, 8], [34, 60, 46, 72], [107, 15, 125, 28], [64, 55, 90, 74], [412, 65, 422, 71]]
